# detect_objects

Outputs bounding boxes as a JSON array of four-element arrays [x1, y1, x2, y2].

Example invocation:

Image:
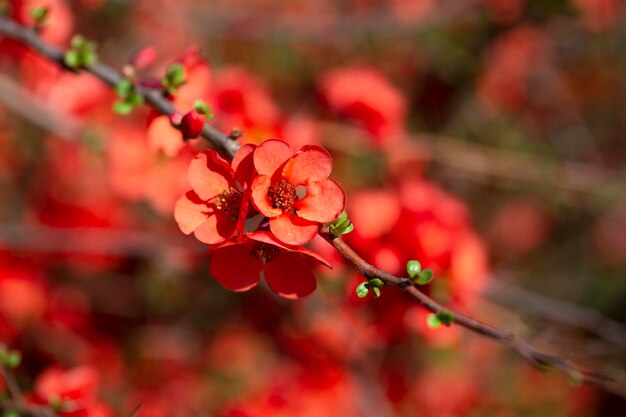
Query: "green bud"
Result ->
[[64, 50, 80, 69], [356, 282, 370, 298], [435, 310, 454, 326], [372, 286, 381, 298], [368, 278, 384, 288], [415, 269, 433, 285], [163, 62, 186, 93], [426, 313, 441, 329], [193, 100, 213, 119], [30, 6, 49, 26], [4, 351, 21, 369], [406, 260, 421, 278], [113, 101, 134, 115], [326, 211, 354, 237], [64, 35, 98, 69], [115, 78, 133, 97]]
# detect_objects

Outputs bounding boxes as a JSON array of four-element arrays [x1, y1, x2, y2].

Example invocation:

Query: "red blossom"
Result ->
[[250, 139, 345, 246], [174, 145, 255, 245], [319, 66, 407, 143], [209, 231, 331, 299]]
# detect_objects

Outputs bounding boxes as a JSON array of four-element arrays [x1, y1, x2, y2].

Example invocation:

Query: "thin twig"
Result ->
[[0, 16, 240, 158], [319, 228, 623, 395], [0, 365, 26, 409]]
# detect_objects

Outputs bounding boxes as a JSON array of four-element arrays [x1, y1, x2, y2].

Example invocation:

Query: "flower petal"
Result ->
[[193, 210, 237, 244], [253, 139, 293, 177], [232, 143, 257, 186], [250, 175, 282, 218], [188, 150, 234, 201], [209, 242, 262, 292], [269, 213, 318, 246], [248, 231, 332, 268], [264, 252, 316, 299], [296, 179, 346, 223], [281, 145, 332, 185], [174, 191, 209, 234]]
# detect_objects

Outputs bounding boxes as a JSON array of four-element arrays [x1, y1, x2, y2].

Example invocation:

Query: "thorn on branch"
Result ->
[[228, 128, 244, 140]]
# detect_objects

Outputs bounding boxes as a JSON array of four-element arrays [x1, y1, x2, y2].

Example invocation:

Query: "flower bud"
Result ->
[[179, 110, 205, 139]]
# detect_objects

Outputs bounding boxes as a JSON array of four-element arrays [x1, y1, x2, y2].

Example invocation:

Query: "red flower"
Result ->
[[174, 144, 255, 244], [250, 139, 345, 246], [319, 66, 407, 143], [209, 231, 331, 299]]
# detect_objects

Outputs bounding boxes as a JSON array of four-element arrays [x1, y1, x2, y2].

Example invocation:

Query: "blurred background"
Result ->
[[0, 0, 625, 416]]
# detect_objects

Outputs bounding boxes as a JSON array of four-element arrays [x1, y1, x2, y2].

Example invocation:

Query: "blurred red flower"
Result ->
[[319, 66, 407, 143]]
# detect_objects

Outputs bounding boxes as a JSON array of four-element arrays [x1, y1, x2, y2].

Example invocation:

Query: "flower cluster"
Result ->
[[174, 139, 345, 299]]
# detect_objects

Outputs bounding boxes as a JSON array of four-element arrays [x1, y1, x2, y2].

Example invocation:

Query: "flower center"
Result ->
[[268, 179, 297, 212], [215, 189, 242, 221], [250, 243, 280, 263]]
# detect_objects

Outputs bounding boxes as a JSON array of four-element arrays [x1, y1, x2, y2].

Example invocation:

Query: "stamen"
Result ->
[[250, 243, 280, 263], [268, 179, 297, 212], [214, 189, 242, 221]]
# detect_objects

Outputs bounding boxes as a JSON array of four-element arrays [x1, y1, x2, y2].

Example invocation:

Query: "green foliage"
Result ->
[[162, 62, 186, 93], [113, 78, 144, 115], [0, 344, 22, 369], [64, 35, 98, 69], [406, 260, 421, 278], [426, 313, 441, 329], [326, 211, 354, 237], [407, 260, 434, 285], [193, 99, 213, 119], [30, 6, 49, 26], [426, 310, 455, 329], [415, 269, 434, 285], [355, 278, 385, 299]]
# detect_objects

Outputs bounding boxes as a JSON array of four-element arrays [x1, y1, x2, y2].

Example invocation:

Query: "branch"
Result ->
[[1, 15, 622, 396], [0, 16, 240, 158], [319, 228, 622, 394]]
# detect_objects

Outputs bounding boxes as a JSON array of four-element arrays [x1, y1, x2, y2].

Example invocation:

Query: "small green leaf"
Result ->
[[416, 269, 433, 285], [113, 101, 134, 115], [115, 78, 132, 97], [372, 286, 381, 298], [64, 51, 80, 68], [193, 100, 212, 119], [127, 92, 144, 107], [336, 211, 348, 223], [71, 34, 85, 49], [163, 62, 186, 92], [336, 220, 354, 235], [326, 212, 354, 237], [4, 351, 21, 369], [426, 313, 441, 329], [30, 6, 49, 25], [406, 260, 421, 278], [369, 278, 384, 288], [435, 310, 454, 326], [82, 51, 97, 67], [356, 282, 370, 298]]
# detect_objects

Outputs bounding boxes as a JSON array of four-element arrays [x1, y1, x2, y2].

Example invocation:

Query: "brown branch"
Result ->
[[1, 15, 623, 396], [0, 16, 240, 158], [319, 228, 623, 394], [0, 365, 26, 409]]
